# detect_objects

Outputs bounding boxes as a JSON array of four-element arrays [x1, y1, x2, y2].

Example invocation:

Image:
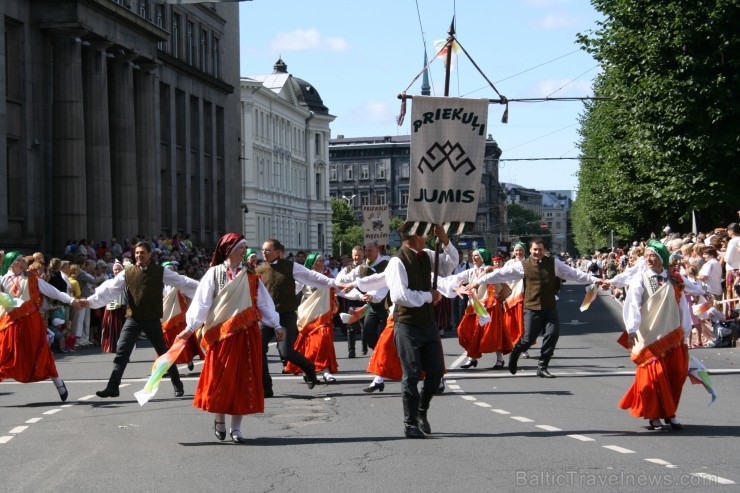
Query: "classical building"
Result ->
[[0, 0, 241, 253], [542, 190, 572, 254], [503, 183, 543, 217], [240, 59, 335, 255], [328, 134, 504, 248]]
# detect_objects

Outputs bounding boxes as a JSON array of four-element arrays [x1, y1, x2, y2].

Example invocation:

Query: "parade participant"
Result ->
[[471, 238, 604, 378], [177, 233, 284, 444], [618, 240, 703, 430], [286, 253, 339, 383], [503, 243, 528, 359], [454, 251, 512, 369], [335, 245, 365, 357], [244, 248, 258, 270], [85, 242, 199, 398], [161, 261, 203, 372], [387, 224, 457, 438], [0, 251, 83, 401], [100, 261, 127, 353], [257, 239, 341, 396]]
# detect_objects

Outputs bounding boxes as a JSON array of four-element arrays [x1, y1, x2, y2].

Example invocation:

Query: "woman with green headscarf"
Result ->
[[285, 253, 340, 383], [1, 251, 83, 402]]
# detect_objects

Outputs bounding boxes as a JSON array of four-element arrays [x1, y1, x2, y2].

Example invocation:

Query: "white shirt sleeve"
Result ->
[[608, 258, 646, 288], [163, 268, 200, 298], [185, 267, 216, 330], [386, 257, 432, 307], [554, 259, 600, 284], [293, 263, 336, 289], [86, 271, 127, 309], [476, 262, 524, 284], [38, 277, 75, 305], [622, 275, 645, 333]]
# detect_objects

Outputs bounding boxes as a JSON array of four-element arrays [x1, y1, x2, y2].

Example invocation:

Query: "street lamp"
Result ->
[[341, 194, 356, 206]]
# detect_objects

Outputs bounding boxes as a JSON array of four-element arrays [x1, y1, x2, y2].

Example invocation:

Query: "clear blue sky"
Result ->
[[239, 0, 601, 194]]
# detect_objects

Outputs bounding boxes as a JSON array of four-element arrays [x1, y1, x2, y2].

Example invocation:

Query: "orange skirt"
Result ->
[[285, 325, 338, 374], [163, 318, 205, 364], [457, 303, 512, 359], [101, 307, 126, 353], [618, 343, 689, 419], [193, 324, 264, 415], [367, 318, 402, 379], [0, 310, 59, 383], [504, 301, 530, 345]]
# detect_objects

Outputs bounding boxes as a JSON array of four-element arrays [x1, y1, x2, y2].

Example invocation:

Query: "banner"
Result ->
[[405, 96, 488, 236], [362, 205, 390, 245]]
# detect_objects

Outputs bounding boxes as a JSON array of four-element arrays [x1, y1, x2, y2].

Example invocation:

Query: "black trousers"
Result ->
[[107, 318, 182, 389], [260, 311, 316, 392], [394, 320, 444, 423], [517, 307, 560, 367], [363, 304, 388, 350]]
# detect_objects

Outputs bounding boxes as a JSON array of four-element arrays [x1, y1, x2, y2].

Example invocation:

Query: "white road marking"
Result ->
[[78, 395, 94, 401], [567, 434, 595, 442], [603, 445, 635, 454], [690, 473, 735, 485], [451, 354, 469, 368], [474, 402, 492, 408], [0, 436, 13, 444], [119, 384, 130, 388], [61, 404, 73, 408], [461, 395, 477, 401], [446, 380, 457, 383], [491, 409, 510, 415], [511, 416, 534, 423], [452, 389, 466, 394], [25, 418, 42, 424], [447, 385, 461, 390], [42, 409, 61, 415], [9, 426, 28, 434], [536, 425, 562, 432], [645, 458, 672, 466]]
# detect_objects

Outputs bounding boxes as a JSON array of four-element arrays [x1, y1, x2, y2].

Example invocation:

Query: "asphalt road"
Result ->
[[2, 283, 738, 492]]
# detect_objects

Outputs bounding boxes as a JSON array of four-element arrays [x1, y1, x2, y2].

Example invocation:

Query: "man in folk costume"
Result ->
[[86, 242, 199, 398], [335, 245, 365, 358], [618, 240, 704, 431], [178, 234, 284, 444], [386, 225, 458, 439], [286, 253, 339, 383], [0, 252, 83, 401], [161, 261, 204, 372], [470, 238, 604, 378]]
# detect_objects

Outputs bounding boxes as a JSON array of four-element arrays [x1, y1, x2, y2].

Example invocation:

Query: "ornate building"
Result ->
[[0, 0, 241, 253], [240, 59, 335, 255]]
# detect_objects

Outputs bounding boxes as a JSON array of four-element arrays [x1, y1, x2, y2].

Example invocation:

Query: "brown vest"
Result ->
[[124, 264, 165, 320], [256, 259, 297, 313], [394, 247, 434, 326], [523, 256, 557, 310]]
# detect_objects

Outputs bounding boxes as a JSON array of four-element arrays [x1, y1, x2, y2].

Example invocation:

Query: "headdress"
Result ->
[[476, 248, 492, 266], [210, 233, 247, 267], [304, 252, 320, 271], [646, 239, 669, 268], [1, 251, 22, 276]]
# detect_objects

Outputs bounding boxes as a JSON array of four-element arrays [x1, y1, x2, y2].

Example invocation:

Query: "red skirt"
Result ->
[[457, 302, 512, 359], [0, 310, 59, 383], [504, 301, 529, 345], [618, 343, 689, 419], [163, 317, 205, 364], [367, 317, 402, 379], [285, 325, 338, 374], [193, 324, 264, 415], [101, 307, 126, 353]]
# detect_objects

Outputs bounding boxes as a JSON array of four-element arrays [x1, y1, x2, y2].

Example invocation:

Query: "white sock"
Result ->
[[214, 413, 226, 432], [372, 376, 384, 385], [230, 415, 243, 437], [495, 351, 504, 362], [51, 377, 64, 393]]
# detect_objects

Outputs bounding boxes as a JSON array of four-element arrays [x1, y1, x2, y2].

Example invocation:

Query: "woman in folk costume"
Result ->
[[177, 234, 285, 444], [503, 242, 528, 358], [161, 260, 204, 371], [0, 251, 83, 401], [285, 253, 340, 383], [100, 260, 127, 353], [618, 240, 704, 431]]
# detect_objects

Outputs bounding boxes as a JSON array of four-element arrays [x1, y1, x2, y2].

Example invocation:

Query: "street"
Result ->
[[2, 282, 738, 492]]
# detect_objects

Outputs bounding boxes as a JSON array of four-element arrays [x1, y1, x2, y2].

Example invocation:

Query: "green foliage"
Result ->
[[574, 0, 740, 246], [507, 204, 542, 236], [331, 198, 363, 257]]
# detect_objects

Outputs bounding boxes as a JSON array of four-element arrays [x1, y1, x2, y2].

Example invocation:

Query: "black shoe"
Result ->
[[404, 424, 426, 439], [305, 375, 321, 389], [264, 388, 274, 398], [56, 382, 68, 402], [460, 358, 478, 369], [436, 380, 446, 395], [664, 419, 684, 431], [363, 382, 385, 393], [214, 421, 226, 441], [348, 349, 356, 359], [492, 360, 505, 370], [508, 348, 521, 375], [174, 383, 185, 397], [418, 413, 431, 434], [362, 343, 368, 355], [537, 369, 556, 378], [231, 431, 249, 444], [96, 387, 120, 398], [187, 361, 194, 371], [646, 419, 664, 431]]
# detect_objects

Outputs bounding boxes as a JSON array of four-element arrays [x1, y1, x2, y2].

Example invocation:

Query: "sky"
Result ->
[[238, 0, 602, 194]]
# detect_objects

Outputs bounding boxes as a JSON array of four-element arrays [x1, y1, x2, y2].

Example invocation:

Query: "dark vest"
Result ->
[[394, 247, 434, 326], [523, 256, 557, 310], [360, 258, 390, 311], [124, 264, 165, 320], [256, 259, 297, 313]]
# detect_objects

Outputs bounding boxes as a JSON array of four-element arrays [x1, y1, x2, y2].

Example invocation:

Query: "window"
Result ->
[[400, 162, 410, 178], [200, 30, 208, 71], [138, 0, 148, 18], [400, 189, 409, 206], [212, 36, 220, 77], [477, 216, 487, 231], [376, 163, 386, 179], [344, 164, 353, 181], [329, 165, 337, 181], [479, 185, 487, 204], [360, 164, 369, 180], [555, 221, 562, 229], [375, 192, 386, 205], [187, 21, 195, 64], [360, 192, 370, 206], [171, 14, 180, 58], [155, 6, 165, 49]]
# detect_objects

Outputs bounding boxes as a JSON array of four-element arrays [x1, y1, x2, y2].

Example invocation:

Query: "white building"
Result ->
[[240, 59, 335, 255]]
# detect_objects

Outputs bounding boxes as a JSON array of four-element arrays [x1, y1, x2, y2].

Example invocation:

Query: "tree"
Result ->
[[574, 0, 740, 243], [507, 204, 552, 251], [331, 198, 363, 257]]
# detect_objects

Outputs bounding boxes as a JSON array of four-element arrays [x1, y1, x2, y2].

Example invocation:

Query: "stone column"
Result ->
[[51, 33, 87, 247], [82, 41, 113, 243], [134, 63, 160, 236], [108, 50, 139, 240]]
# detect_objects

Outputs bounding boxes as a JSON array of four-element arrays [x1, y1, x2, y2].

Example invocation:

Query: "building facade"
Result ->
[[0, 0, 241, 254], [542, 190, 572, 254], [503, 183, 544, 217], [240, 59, 335, 255], [328, 134, 504, 247]]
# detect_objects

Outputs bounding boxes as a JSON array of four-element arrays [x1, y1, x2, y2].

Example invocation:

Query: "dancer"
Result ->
[[178, 233, 284, 444], [503, 243, 528, 359], [161, 261, 204, 372], [100, 260, 127, 353], [335, 245, 365, 357], [0, 251, 83, 401]]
